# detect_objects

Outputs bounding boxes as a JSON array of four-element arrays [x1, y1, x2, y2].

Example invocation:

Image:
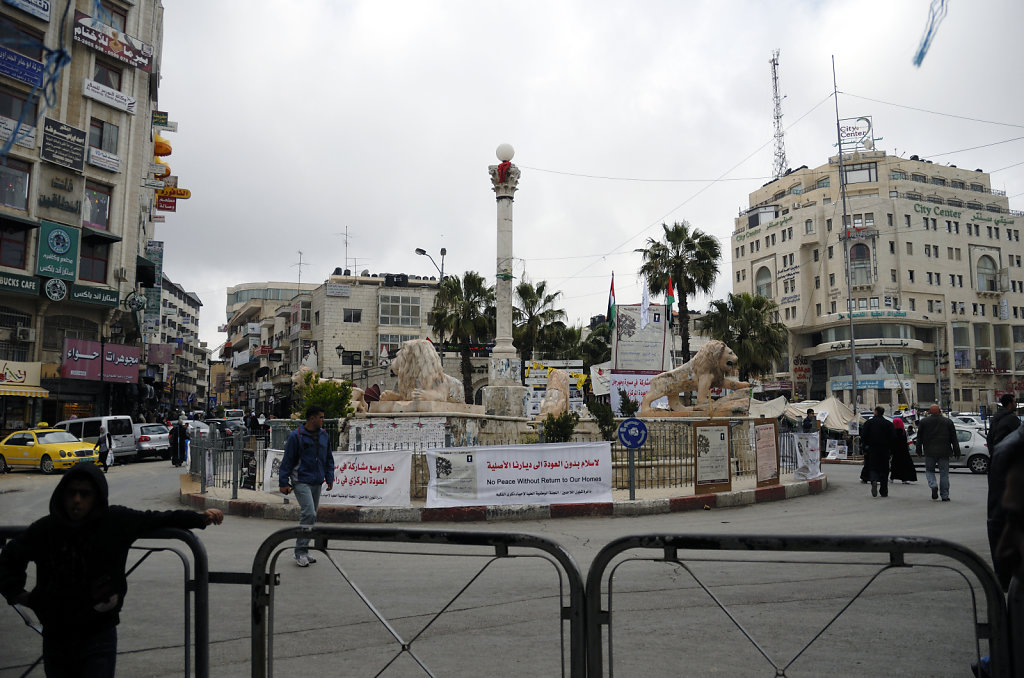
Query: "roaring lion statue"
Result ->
[[640, 339, 750, 415], [380, 338, 463, 403]]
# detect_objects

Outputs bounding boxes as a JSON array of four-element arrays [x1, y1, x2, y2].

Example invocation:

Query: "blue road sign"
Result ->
[[617, 417, 648, 449]]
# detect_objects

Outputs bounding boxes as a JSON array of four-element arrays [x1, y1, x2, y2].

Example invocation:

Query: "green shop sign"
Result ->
[[35, 220, 79, 281], [71, 284, 118, 307], [0, 272, 40, 295]]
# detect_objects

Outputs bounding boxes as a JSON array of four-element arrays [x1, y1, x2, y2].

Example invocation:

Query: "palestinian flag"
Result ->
[[607, 273, 616, 329], [666, 273, 675, 326]]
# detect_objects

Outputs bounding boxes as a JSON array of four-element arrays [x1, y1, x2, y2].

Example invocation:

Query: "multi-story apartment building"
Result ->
[[732, 149, 1023, 412], [0, 2, 168, 430], [223, 270, 451, 415], [155, 273, 207, 412]]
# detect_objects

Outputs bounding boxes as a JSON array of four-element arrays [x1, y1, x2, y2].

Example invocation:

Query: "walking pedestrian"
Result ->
[[916, 404, 961, 501], [987, 393, 1021, 451], [0, 462, 223, 677], [168, 416, 190, 468], [95, 426, 113, 473], [860, 406, 895, 497], [890, 417, 918, 484], [278, 405, 333, 567]]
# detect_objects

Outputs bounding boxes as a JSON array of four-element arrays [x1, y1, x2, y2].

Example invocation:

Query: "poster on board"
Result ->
[[753, 420, 780, 487], [694, 422, 731, 494], [265, 449, 412, 506]]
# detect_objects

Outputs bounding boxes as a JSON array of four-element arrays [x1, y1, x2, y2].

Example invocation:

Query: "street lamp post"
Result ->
[[416, 247, 447, 363]]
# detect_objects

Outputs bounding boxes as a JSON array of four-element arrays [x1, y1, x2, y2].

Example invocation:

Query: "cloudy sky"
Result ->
[[157, 0, 1024, 349]]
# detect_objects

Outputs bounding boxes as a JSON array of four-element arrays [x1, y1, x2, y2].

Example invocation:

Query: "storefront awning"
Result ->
[[81, 226, 122, 243], [0, 385, 49, 398]]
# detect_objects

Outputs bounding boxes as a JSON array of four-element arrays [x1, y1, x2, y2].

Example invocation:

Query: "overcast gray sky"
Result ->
[[156, 0, 1024, 349]]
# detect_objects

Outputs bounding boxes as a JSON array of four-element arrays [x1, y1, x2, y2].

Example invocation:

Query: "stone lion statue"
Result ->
[[380, 338, 463, 403], [640, 339, 750, 416], [535, 368, 570, 420]]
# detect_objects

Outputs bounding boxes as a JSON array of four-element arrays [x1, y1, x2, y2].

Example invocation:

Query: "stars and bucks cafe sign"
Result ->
[[35, 220, 78, 281], [61, 338, 140, 383]]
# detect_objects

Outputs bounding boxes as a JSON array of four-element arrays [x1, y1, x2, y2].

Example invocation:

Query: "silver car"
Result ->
[[910, 425, 990, 474], [133, 423, 171, 460]]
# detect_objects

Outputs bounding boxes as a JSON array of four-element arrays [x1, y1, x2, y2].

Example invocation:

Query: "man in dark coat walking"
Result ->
[[988, 393, 1020, 451], [168, 415, 190, 467], [916, 404, 961, 501], [860, 406, 896, 497]]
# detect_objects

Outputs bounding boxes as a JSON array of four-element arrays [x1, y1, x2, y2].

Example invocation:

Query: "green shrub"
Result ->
[[542, 410, 580, 443], [617, 389, 639, 417], [291, 371, 353, 419]]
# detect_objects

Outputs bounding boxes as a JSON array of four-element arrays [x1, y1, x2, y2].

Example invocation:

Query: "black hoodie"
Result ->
[[0, 462, 210, 636]]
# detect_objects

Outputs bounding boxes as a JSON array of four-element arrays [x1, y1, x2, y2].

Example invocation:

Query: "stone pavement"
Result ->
[[179, 472, 829, 523]]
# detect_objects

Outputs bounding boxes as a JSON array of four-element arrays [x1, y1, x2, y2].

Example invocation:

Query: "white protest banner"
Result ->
[[426, 441, 612, 508], [793, 433, 824, 480], [264, 449, 411, 506]]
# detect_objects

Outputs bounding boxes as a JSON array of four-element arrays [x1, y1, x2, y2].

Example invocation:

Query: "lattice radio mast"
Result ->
[[770, 49, 787, 180]]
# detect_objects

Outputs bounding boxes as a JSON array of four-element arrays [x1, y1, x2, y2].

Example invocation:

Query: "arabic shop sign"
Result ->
[[0, 360, 41, 386], [70, 284, 118, 307], [0, 114, 35, 149], [0, 45, 43, 87], [40, 118, 86, 172], [82, 77, 136, 114], [0, 271, 39, 295], [2, 0, 50, 21], [61, 338, 140, 383], [73, 11, 153, 72], [35, 220, 79, 281]]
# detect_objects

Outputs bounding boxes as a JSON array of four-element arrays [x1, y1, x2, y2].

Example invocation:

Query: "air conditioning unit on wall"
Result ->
[[16, 327, 36, 342]]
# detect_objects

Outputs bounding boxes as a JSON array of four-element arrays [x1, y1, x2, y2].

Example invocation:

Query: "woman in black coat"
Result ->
[[890, 417, 918, 483]]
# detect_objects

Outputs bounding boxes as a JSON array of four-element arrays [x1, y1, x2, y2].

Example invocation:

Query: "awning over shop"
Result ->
[[0, 213, 40, 230], [0, 385, 49, 398], [136, 255, 156, 287], [81, 225, 122, 243]]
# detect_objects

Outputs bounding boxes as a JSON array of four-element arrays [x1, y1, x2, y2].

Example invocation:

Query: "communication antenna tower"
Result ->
[[770, 49, 787, 180], [293, 250, 308, 287]]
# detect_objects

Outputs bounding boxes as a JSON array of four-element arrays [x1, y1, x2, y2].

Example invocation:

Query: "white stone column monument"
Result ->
[[483, 143, 528, 417]]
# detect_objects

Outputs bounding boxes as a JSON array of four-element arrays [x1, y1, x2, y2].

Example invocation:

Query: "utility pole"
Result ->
[[293, 251, 308, 287], [833, 56, 858, 410], [770, 49, 787, 181]]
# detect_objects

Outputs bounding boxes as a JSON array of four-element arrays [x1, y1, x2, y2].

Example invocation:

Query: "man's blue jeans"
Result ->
[[291, 481, 322, 558], [924, 456, 950, 499]]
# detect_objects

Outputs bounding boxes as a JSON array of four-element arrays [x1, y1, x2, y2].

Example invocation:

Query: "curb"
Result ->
[[183, 476, 828, 524]]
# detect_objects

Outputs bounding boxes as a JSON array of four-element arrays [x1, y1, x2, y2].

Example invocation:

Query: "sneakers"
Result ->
[[306, 554, 317, 564], [931, 487, 939, 500], [295, 554, 310, 567], [942, 497, 951, 502]]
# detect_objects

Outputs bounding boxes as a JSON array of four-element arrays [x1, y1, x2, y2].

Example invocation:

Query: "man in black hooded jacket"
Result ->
[[0, 461, 223, 677]]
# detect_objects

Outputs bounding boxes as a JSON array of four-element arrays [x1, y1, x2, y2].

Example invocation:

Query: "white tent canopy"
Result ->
[[748, 396, 788, 420], [784, 397, 864, 432]]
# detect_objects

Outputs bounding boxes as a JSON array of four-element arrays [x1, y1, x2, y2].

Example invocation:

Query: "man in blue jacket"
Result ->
[[278, 405, 334, 567]]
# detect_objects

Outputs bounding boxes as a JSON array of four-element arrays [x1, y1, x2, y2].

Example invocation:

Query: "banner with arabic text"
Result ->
[[264, 449, 411, 506], [60, 338, 140, 383], [426, 441, 612, 508]]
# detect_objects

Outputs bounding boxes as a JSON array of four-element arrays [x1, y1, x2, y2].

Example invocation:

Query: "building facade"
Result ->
[[732, 149, 1023, 411], [0, 1, 169, 432], [154, 273, 207, 412]]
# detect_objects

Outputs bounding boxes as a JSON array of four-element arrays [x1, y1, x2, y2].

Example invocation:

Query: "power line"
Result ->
[[844, 92, 1024, 130]]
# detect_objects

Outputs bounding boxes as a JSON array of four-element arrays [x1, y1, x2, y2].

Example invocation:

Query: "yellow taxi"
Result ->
[[0, 424, 100, 474]]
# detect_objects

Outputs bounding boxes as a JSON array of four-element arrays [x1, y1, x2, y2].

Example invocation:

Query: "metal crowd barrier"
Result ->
[[0, 526, 210, 678], [249, 526, 587, 678], [584, 534, 1013, 677]]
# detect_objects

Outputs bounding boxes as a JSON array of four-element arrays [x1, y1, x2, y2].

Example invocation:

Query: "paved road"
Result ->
[[0, 459, 999, 677]]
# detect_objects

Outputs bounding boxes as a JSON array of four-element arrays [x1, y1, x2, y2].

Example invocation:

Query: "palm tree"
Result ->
[[429, 271, 495, 403], [513, 278, 566, 366], [698, 292, 788, 382], [580, 322, 611, 371], [636, 221, 721, 363], [534, 321, 582, 361]]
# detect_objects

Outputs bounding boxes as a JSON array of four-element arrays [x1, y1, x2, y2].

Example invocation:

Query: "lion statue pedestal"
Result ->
[[369, 338, 484, 415], [639, 339, 751, 418]]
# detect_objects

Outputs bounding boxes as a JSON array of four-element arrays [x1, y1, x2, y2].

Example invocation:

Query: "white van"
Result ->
[[54, 415, 137, 461]]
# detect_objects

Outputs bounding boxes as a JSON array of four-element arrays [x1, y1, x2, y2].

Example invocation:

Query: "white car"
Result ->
[[950, 413, 986, 430], [910, 425, 989, 474], [133, 423, 170, 460]]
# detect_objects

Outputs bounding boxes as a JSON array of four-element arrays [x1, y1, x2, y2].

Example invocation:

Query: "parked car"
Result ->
[[0, 426, 100, 474], [188, 421, 211, 438], [950, 413, 986, 431], [205, 418, 247, 437], [909, 425, 989, 474], [133, 423, 170, 460], [53, 415, 137, 461]]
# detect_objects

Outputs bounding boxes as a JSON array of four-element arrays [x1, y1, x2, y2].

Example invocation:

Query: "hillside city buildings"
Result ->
[[0, 0, 205, 433], [732, 145, 1023, 412]]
